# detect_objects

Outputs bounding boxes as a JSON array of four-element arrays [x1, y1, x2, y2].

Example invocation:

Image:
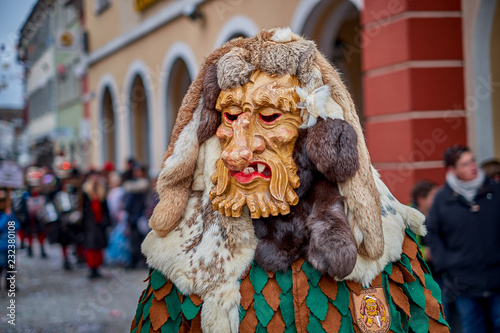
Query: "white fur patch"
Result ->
[[345, 166, 426, 287], [271, 27, 294, 42], [160, 100, 202, 177], [296, 85, 344, 128], [143, 137, 255, 333]]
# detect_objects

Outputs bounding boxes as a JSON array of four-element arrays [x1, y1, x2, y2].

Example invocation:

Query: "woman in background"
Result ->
[[81, 171, 110, 279]]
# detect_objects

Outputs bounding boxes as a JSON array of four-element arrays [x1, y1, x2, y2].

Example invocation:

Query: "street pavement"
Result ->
[[0, 241, 148, 332]]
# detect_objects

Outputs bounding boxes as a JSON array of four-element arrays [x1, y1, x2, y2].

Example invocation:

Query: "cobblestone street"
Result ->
[[0, 242, 148, 332]]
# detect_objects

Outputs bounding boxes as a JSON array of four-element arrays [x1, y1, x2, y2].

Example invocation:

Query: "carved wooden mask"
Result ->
[[210, 70, 303, 219]]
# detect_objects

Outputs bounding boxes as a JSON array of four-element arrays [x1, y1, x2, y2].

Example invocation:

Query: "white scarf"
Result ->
[[446, 169, 485, 202]]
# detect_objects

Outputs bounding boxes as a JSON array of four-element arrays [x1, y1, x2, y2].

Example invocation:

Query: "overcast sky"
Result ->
[[0, 0, 38, 109]]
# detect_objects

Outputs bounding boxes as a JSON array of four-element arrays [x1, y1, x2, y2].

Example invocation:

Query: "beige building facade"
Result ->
[[85, 0, 499, 201], [85, 0, 364, 173]]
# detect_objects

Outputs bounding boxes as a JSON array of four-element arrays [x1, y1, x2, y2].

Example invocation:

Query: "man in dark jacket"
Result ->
[[427, 145, 500, 333]]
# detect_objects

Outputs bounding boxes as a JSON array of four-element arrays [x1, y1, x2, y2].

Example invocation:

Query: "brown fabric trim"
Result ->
[[293, 265, 309, 307], [154, 280, 173, 301], [144, 271, 154, 282], [318, 275, 339, 300], [136, 315, 144, 332], [402, 235, 419, 260], [322, 302, 342, 333], [348, 295, 362, 333], [388, 265, 405, 285], [240, 273, 255, 310], [150, 297, 170, 331], [410, 257, 426, 287], [371, 274, 383, 287], [189, 294, 203, 307], [267, 311, 286, 333], [388, 280, 411, 318], [424, 289, 442, 321], [429, 318, 450, 333], [143, 286, 154, 304], [262, 277, 282, 311], [345, 280, 362, 296], [292, 263, 310, 333], [240, 301, 258, 332], [189, 312, 203, 333], [395, 263, 416, 283]]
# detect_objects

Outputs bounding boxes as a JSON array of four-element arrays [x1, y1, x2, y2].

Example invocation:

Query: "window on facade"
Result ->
[[30, 79, 55, 120], [57, 63, 81, 107]]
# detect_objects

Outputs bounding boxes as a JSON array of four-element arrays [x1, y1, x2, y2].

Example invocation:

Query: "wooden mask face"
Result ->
[[210, 70, 303, 219]]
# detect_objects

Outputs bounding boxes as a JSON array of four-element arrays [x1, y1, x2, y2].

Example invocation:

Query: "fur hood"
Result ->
[[142, 28, 426, 333]]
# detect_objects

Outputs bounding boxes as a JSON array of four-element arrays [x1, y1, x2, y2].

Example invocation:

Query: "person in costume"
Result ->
[[81, 171, 110, 278], [132, 28, 448, 333], [427, 145, 500, 333]]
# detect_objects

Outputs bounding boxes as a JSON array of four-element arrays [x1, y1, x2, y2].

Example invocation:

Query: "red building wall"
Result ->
[[362, 0, 467, 203]]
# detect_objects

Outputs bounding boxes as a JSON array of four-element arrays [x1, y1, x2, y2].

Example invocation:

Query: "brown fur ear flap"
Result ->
[[197, 64, 221, 144], [305, 118, 359, 183], [314, 51, 384, 260]]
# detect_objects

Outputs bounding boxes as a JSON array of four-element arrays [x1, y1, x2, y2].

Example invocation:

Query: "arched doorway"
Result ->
[[101, 87, 116, 165], [165, 58, 191, 145], [298, 0, 363, 123], [129, 75, 150, 165]]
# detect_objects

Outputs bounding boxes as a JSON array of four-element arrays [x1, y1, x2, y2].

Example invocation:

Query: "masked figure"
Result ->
[[131, 28, 448, 333]]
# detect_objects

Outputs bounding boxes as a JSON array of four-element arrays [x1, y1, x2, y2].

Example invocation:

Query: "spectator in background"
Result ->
[[123, 164, 149, 269], [19, 185, 47, 258], [81, 171, 110, 279], [51, 170, 83, 271], [102, 161, 115, 186], [410, 180, 438, 265], [105, 171, 130, 266], [426, 145, 500, 333], [0, 189, 20, 292], [122, 158, 136, 182], [106, 171, 125, 226], [411, 180, 438, 218], [481, 159, 500, 183], [412, 179, 462, 332]]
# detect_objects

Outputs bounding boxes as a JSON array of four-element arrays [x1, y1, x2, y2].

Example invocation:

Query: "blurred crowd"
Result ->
[[0, 157, 158, 285]]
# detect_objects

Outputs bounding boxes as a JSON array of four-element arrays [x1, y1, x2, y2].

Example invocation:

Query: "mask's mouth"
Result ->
[[230, 162, 272, 184]]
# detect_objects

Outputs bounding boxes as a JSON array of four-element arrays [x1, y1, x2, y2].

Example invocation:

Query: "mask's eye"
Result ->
[[259, 113, 281, 124], [224, 113, 241, 122]]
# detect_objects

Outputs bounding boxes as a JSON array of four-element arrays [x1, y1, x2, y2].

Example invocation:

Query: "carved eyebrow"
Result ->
[[252, 85, 297, 113], [215, 90, 243, 111]]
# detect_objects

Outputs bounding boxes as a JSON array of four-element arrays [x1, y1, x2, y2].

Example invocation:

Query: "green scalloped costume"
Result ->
[[131, 230, 449, 332]]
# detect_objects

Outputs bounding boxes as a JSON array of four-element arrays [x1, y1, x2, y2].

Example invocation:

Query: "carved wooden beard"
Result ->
[[209, 70, 303, 219]]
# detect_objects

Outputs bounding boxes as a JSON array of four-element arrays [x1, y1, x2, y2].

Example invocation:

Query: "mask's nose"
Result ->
[[220, 113, 264, 171]]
